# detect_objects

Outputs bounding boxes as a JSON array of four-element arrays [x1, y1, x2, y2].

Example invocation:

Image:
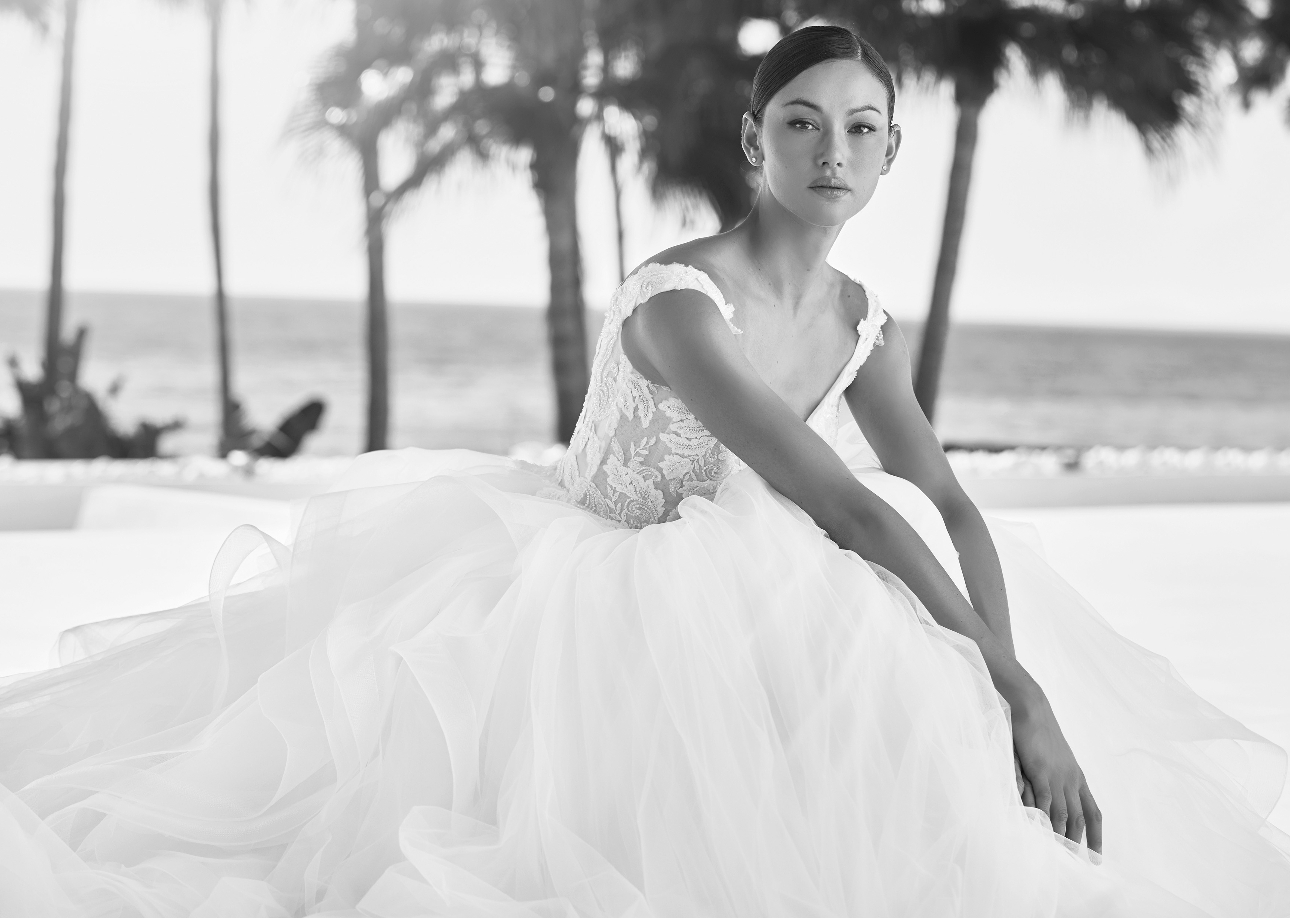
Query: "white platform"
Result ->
[[0, 486, 293, 676]]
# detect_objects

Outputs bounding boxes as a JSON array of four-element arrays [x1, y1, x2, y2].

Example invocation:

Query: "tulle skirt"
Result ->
[[1, 442, 1288, 917]]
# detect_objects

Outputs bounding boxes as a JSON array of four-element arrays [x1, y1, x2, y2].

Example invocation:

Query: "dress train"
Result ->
[[0, 427, 1287, 916]]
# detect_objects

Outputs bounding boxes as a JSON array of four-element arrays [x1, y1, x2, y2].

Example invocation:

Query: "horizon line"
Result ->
[[1, 286, 1288, 340]]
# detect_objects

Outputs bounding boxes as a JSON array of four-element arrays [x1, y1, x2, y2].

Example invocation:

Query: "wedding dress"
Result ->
[[3, 262, 1289, 917]]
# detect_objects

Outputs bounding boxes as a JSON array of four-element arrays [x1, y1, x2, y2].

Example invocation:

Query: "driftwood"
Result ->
[[4, 326, 184, 459], [230, 398, 326, 459], [3, 324, 326, 461]]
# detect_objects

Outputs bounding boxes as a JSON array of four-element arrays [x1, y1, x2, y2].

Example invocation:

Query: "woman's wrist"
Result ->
[[975, 635, 1043, 717], [995, 663, 1045, 720]]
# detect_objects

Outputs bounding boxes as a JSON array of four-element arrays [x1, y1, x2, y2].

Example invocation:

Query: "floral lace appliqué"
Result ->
[[600, 437, 666, 529], [549, 262, 885, 529], [656, 398, 741, 506]]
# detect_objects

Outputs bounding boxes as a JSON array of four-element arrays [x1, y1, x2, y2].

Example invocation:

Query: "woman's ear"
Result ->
[[740, 113, 762, 167], [882, 123, 903, 175]]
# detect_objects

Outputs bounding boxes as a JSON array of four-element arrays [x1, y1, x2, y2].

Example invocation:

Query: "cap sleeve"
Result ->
[[610, 262, 743, 336]]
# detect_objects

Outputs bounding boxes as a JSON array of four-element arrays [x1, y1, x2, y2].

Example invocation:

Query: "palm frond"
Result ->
[[291, 3, 516, 218], [604, 37, 761, 230], [820, 0, 1226, 154], [0, 0, 49, 29], [1235, 0, 1290, 119], [1010, 2, 1215, 155]]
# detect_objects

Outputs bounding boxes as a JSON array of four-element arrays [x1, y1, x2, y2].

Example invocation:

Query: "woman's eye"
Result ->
[[789, 119, 817, 130], [849, 123, 876, 134]]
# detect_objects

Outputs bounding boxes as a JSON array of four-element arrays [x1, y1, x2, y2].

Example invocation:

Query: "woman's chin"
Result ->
[[781, 192, 866, 228], [759, 183, 868, 228]]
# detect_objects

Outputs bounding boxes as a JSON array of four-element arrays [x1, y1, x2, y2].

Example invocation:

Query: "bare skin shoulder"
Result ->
[[625, 246, 872, 422]]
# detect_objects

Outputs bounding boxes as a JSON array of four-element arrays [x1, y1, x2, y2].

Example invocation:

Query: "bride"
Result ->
[[3, 24, 1289, 918]]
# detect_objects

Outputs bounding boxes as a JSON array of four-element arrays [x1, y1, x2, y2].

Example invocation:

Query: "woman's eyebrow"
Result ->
[[782, 98, 882, 116]]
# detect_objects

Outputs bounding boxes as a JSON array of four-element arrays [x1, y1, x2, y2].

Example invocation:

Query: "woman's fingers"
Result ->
[[1080, 782, 1103, 855], [1022, 776, 1035, 808], [1032, 777, 1055, 830], [1050, 791, 1068, 838], [1065, 785, 1085, 846]]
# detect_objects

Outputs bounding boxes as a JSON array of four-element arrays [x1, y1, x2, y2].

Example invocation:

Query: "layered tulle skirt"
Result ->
[[2, 443, 1288, 916]]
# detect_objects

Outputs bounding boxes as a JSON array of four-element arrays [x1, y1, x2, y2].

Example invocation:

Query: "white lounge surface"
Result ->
[[0, 486, 294, 677]]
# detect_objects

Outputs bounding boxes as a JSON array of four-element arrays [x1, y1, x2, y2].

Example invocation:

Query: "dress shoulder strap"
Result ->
[[853, 280, 886, 365], [610, 262, 743, 336], [863, 285, 886, 328]]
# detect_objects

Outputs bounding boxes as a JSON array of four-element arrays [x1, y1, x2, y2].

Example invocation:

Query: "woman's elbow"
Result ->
[[822, 487, 910, 557], [932, 483, 980, 531]]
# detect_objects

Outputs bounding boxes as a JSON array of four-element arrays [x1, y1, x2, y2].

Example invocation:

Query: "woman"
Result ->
[[2, 25, 1288, 917]]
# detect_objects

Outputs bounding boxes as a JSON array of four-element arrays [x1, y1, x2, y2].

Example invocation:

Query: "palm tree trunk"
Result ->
[[532, 132, 589, 445], [913, 81, 988, 423], [604, 126, 627, 283], [207, 0, 234, 456], [360, 137, 389, 452], [43, 0, 79, 384]]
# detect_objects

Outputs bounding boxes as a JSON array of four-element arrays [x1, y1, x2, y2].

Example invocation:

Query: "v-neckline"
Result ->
[[804, 320, 866, 425], [678, 263, 873, 425]]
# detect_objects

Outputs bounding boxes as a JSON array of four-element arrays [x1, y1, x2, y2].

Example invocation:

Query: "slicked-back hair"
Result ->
[[749, 25, 896, 128]]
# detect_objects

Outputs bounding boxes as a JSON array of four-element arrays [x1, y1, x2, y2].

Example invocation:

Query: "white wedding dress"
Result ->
[[3, 262, 1289, 917]]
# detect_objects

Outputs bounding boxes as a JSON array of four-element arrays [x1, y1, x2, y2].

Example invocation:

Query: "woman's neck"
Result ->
[[732, 189, 843, 317]]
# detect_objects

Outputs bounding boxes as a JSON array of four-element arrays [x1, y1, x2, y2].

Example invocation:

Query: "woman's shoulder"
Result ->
[[629, 236, 751, 290], [850, 295, 908, 382], [829, 267, 886, 329], [621, 239, 743, 329]]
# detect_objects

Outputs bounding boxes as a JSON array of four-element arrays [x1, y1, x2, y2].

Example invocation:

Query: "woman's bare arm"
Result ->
[[624, 289, 1101, 852], [843, 317, 1014, 655], [622, 289, 1033, 704]]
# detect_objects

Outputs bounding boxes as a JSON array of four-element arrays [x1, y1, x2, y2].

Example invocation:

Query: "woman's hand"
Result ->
[[1011, 688, 1103, 854]]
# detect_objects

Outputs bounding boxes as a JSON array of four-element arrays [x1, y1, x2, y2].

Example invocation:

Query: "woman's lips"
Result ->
[[810, 183, 851, 199]]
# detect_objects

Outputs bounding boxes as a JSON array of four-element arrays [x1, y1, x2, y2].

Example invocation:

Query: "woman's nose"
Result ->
[[819, 128, 846, 168]]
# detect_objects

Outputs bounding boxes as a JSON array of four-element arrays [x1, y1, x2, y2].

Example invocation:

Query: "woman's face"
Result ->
[[743, 58, 900, 227]]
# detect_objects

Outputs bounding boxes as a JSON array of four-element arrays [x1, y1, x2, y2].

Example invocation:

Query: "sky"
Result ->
[[1, 0, 1288, 332]]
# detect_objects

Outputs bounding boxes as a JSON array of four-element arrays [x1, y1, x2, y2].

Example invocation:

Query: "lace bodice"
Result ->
[[549, 262, 886, 529]]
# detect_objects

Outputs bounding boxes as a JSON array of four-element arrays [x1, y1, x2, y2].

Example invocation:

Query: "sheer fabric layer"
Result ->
[[1, 443, 1287, 916]]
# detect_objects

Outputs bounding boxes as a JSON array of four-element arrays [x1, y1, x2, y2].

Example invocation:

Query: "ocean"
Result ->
[[2, 289, 1288, 457]]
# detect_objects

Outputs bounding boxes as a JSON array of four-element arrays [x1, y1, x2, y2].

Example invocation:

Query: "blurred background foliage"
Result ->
[[2, 0, 1287, 457]]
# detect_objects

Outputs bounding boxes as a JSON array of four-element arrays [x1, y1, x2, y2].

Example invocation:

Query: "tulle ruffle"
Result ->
[[1, 447, 1287, 916]]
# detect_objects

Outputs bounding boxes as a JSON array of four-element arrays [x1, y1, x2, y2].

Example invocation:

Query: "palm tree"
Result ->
[[45, 0, 80, 400], [453, 0, 593, 444], [593, 0, 765, 280], [1, 0, 55, 408], [347, 0, 597, 444], [306, 0, 765, 446], [297, 0, 474, 451], [812, 0, 1234, 421], [144, 0, 239, 454], [599, 107, 631, 283], [3, 0, 85, 457], [204, 0, 238, 456], [598, 3, 766, 232]]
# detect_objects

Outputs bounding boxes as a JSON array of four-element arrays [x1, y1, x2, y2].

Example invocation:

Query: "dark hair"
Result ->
[[749, 25, 896, 128]]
